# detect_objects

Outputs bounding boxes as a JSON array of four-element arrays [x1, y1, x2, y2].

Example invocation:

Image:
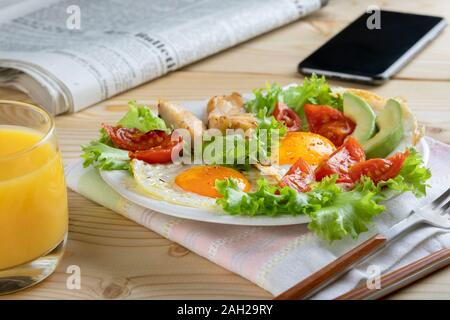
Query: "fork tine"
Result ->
[[432, 187, 450, 209], [441, 199, 450, 214]]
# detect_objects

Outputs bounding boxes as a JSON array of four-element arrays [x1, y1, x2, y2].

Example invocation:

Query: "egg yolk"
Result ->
[[175, 166, 251, 198], [276, 132, 335, 166]]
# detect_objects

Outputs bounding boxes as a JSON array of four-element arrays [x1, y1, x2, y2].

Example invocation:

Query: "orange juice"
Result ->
[[0, 125, 68, 270]]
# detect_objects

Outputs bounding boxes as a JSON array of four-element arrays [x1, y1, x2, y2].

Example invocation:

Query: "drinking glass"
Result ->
[[0, 100, 68, 294]]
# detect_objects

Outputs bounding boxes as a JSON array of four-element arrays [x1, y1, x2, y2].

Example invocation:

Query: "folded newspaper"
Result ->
[[0, 0, 327, 115]]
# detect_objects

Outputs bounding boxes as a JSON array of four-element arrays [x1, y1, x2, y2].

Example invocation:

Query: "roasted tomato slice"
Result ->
[[273, 102, 301, 132], [102, 124, 168, 151], [349, 150, 409, 184], [129, 136, 183, 164], [316, 120, 354, 147], [304, 104, 355, 146], [304, 104, 346, 132], [315, 137, 365, 183], [279, 157, 315, 192]]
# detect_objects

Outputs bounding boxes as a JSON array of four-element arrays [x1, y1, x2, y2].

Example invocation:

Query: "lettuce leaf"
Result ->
[[282, 74, 343, 113], [245, 83, 283, 116], [203, 133, 252, 171], [253, 110, 287, 163], [282, 75, 342, 130], [81, 141, 130, 170], [81, 100, 171, 171], [216, 149, 431, 241], [379, 148, 431, 197], [307, 177, 385, 241], [216, 178, 314, 216], [216, 176, 384, 241], [244, 75, 343, 131], [118, 100, 170, 133], [204, 110, 286, 170], [98, 127, 112, 145]]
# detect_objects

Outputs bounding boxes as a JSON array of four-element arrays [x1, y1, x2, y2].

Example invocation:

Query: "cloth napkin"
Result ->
[[65, 137, 450, 299]]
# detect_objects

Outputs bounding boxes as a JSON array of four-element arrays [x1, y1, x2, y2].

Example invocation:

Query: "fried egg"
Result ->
[[131, 160, 264, 209], [276, 132, 335, 166], [260, 132, 335, 179], [175, 165, 251, 198], [131, 132, 335, 208]]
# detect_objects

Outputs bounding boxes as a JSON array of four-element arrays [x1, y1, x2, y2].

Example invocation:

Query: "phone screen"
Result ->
[[298, 10, 446, 83]]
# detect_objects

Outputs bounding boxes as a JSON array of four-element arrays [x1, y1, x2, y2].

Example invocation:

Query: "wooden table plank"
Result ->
[[1, 0, 450, 299]]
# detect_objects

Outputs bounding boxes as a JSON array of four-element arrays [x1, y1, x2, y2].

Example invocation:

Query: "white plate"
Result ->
[[100, 136, 429, 226], [101, 168, 312, 226]]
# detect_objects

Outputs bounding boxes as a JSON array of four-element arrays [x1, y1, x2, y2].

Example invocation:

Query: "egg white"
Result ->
[[131, 160, 268, 209]]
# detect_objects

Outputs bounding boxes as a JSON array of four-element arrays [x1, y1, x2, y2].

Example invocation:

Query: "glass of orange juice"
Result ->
[[0, 100, 68, 294]]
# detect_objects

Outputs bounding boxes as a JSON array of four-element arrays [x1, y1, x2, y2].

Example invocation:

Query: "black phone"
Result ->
[[298, 10, 446, 84]]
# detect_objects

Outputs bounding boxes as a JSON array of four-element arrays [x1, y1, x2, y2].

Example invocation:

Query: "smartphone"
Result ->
[[298, 10, 447, 84]]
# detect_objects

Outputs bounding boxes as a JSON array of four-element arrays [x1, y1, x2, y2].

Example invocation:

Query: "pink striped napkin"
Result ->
[[65, 137, 450, 299]]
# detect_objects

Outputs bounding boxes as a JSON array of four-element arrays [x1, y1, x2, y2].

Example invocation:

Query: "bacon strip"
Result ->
[[102, 124, 168, 151]]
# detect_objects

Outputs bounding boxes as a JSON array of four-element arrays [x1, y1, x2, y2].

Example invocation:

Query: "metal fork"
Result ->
[[275, 187, 450, 300]]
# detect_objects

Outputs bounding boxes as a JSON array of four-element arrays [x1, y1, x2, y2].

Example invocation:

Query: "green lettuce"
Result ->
[[282, 75, 342, 130], [216, 178, 311, 216], [81, 141, 130, 170], [379, 148, 431, 197], [307, 177, 385, 241], [98, 127, 112, 145], [253, 110, 287, 164], [216, 176, 384, 241], [282, 74, 343, 113], [81, 100, 171, 171], [216, 149, 431, 241], [118, 100, 170, 133], [245, 83, 283, 116], [203, 110, 286, 170], [244, 75, 343, 131]]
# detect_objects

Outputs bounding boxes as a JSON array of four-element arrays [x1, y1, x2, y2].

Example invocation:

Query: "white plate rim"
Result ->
[[100, 169, 311, 226]]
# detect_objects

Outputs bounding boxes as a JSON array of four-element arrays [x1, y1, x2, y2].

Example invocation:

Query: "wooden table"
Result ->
[[2, 0, 450, 299]]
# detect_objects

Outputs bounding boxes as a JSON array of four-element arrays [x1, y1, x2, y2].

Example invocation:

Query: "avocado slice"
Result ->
[[343, 93, 376, 144], [363, 99, 404, 159]]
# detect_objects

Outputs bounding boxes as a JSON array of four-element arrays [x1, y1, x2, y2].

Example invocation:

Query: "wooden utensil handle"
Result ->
[[336, 248, 450, 300], [274, 234, 387, 300]]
